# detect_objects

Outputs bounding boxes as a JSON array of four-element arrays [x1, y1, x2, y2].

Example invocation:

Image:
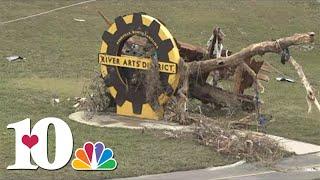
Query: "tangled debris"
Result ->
[[144, 53, 162, 109], [78, 72, 114, 119], [193, 117, 289, 164], [164, 61, 191, 125]]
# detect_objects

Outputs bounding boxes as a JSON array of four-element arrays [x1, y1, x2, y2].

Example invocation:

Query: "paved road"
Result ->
[[119, 152, 320, 180]]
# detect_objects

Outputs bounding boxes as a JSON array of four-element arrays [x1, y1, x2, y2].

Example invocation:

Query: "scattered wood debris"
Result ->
[[73, 97, 87, 108], [51, 97, 60, 106], [73, 18, 86, 22], [276, 77, 295, 83]]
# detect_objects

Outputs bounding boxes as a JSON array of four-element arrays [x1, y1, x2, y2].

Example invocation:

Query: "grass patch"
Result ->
[[9, 77, 86, 97]]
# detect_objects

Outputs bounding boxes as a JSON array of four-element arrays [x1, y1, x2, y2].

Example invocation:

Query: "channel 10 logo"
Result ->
[[7, 118, 117, 171]]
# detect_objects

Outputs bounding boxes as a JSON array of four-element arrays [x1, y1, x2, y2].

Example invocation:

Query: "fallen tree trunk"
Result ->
[[189, 83, 255, 110], [185, 32, 316, 110], [187, 32, 315, 75]]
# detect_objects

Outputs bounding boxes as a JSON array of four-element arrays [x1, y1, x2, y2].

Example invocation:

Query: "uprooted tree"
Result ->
[[161, 31, 320, 127]]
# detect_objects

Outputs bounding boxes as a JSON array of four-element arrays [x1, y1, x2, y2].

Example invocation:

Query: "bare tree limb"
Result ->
[[97, 10, 112, 27], [289, 57, 320, 113], [187, 32, 315, 75]]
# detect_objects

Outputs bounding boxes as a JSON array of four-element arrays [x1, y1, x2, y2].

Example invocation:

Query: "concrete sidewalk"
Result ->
[[118, 152, 320, 180], [266, 134, 320, 155]]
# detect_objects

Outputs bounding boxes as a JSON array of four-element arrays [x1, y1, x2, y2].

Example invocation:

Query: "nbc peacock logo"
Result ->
[[71, 142, 117, 170]]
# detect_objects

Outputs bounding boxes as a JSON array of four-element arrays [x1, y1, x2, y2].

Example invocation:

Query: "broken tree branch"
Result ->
[[187, 32, 315, 75], [289, 57, 320, 113], [241, 63, 265, 93], [97, 10, 112, 27]]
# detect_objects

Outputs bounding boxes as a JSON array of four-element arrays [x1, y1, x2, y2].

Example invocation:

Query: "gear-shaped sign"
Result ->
[[98, 13, 180, 120]]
